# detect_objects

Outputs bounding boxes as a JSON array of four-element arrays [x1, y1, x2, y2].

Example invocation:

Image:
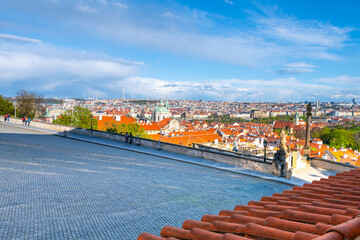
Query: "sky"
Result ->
[[0, 0, 359, 102]]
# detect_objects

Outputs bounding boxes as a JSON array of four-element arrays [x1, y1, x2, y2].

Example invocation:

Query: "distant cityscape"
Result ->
[[6, 95, 359, 167]]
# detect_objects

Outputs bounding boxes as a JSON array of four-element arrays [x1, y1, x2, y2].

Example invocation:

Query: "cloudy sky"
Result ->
[[0, 0, 359, 101]]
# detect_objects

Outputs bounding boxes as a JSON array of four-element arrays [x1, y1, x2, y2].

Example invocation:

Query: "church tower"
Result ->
[[152, 99, 171, 122], [294, 112, 299, 125]]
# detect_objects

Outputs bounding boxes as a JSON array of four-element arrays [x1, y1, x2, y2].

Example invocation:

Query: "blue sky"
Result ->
[[0, 0, 359, 102]]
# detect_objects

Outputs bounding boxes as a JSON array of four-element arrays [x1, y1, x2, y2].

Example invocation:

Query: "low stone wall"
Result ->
[[0, 116, 75, 132], [197, 144, 270, 162], [70, 128, 274, 174], [310, 158, 357, 172]]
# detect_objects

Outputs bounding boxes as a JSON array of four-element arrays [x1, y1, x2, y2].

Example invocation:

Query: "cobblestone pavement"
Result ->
[[0, 124, 291, 239]]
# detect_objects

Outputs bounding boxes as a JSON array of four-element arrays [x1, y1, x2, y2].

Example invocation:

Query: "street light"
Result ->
[[263, 139, 268, 162], [14, 100, 17, 118], [90, 115, 93, 134]]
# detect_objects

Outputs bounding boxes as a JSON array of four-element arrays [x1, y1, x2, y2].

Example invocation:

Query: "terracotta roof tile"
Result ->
[[138, 168, 360, 240]]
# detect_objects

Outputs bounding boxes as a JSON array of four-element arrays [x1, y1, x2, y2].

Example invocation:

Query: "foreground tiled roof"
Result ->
[[138, 169, 360, 240]]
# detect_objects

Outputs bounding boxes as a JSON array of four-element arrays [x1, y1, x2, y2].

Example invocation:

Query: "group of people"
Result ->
[[22, 116, 31, 126], [4, 114, 10, 122], [125, 132, 133, 144]]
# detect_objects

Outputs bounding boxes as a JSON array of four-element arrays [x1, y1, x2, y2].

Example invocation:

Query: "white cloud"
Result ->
[[4, 1, 352, 66], [105, 76, 340, 101], [347, 94, 360, 99], [97, 0, 108, 5], [286, 62, 316, 68], [317, 75, 360, 85], [68, 1, 351, 65], [0, 51, 137, 81], [112, 2, 128, 9], [0, 35, 356, 101], [256, 17, 351, 48], [162, 11, 175, 18], [330, 94, 341, 99], [0, 38, 140, 92], [77, 5, 97, 13], [278, 68, 314, 75], [278, 62, 317, 75], [224, 0, 234, 5], [0, 33, 41, 44], [84, 87, 108, 98]]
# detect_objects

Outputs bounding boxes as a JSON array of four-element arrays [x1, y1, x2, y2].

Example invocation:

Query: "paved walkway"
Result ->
[[0, 123, 292, 239]]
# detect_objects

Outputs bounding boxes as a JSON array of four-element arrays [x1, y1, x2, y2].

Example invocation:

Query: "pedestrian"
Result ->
[[4, 114, 7, 121], [125, 132, 129, 143], [24, 117, 28, 126], [22, 116, 25, 125], [27, 117, 31, 126], [7, 114, 10, 122], [129, 133, 133, 144]]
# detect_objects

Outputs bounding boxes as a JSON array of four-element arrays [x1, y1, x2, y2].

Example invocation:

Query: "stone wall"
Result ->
[[71, 128, 275, 174], [310, 158, 357, 172], [1, 116, 75, 132]]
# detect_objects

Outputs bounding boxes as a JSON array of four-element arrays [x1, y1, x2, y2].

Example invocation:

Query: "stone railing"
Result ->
[[0, 116, 75, 132], [71, 128, 275, 174], [196, 144, 272, 162], [310, 157, 357, 172]]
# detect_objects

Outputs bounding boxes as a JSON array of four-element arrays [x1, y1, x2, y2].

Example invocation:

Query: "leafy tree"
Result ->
[[0, 95, 15, 116], [16, 89, 43, 118], [319, 127, 359, 151], [106, 122, 149, 138], [311, 127, 322, 139], [251, 115, 293, 124], [53, 106, 97, 129], [294, 128, 306, 140], [206, 114, 246, 124]]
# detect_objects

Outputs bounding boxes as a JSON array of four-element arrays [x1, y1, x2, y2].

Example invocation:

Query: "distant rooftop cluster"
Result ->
[[43, 98, 360, 167]]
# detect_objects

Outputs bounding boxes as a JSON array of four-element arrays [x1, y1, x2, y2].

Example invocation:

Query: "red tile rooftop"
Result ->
[[137, 168, 360, 240]]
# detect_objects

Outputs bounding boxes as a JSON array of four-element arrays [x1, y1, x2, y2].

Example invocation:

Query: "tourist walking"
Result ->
[[22, 116, 25, 125], [27, 117, 31, 126], [129, 133, 133, 144], [7, 114, 10, 122], [24, 117, 28, 126]]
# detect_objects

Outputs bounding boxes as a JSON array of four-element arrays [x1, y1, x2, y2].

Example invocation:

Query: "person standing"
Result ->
[[27, 117, 31, 126], [22, 116, 25, 125], [24, 117, 28, 126], [7, 114, 10, 122]]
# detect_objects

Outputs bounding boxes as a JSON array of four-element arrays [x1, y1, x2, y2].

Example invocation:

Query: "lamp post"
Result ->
[[263, 139, 268, 162], [14, 100, 16, 118], [90, 115, 93, 134]]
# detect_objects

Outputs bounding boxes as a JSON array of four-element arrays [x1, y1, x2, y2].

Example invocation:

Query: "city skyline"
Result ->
[[1, 0, 360, 101]]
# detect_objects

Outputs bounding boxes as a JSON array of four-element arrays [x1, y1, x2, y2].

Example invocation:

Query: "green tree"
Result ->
[[311, 127, 322, 139], [251, 115, 293, 124], [320, 127, 359, 150], [53, 106, 97, 129], [106, 122, 149, 138], [206, 113, 245, 124], [0, 95, 15, 116]]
